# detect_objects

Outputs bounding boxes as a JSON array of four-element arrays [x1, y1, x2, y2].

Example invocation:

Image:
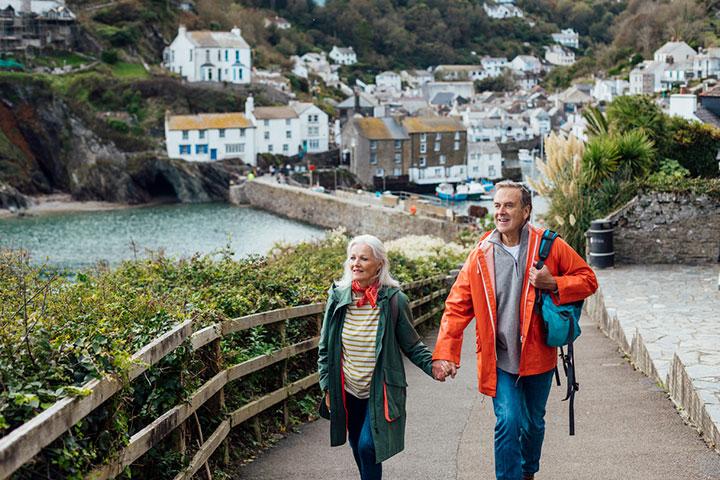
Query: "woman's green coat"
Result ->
[[317, 284, 434, 463]]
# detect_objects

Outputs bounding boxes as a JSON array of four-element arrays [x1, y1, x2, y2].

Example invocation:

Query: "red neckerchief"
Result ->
[[351, 280, 380, 308]]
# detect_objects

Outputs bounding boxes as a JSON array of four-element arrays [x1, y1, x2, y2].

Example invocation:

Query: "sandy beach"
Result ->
[[0, 194, 132, 219]]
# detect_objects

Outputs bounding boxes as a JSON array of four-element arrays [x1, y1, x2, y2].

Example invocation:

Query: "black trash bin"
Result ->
[[587, 219, 614, 268]]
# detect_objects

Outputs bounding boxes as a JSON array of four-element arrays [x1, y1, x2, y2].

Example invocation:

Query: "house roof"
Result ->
[[354, 117, 408, 140], [187, 30, 249, 49], [436, 64, 482, 72], [337, 92, 379, 109], [290, 102, 317, 115], [253, 106, 299, 119], [558, 85, 593, 104], [431, 92, 456, 106], [403, 116, 465, 133], [655, 41, 696, 57], [167, 113, 253, 131], [695, 106, 720, 128], [332, 46, 355, 55]]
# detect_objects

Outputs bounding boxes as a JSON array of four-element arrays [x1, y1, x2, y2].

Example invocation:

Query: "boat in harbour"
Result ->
[[435, 183, 467, 201], [465, 179, 495, 200]]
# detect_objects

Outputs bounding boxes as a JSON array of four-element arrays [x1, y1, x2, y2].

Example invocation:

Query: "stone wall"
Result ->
[[238, 180, 462, 241], [608, 192, 720, 265]]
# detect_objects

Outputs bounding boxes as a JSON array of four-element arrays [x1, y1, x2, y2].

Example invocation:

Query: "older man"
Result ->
[[432, 180, 598, 480]]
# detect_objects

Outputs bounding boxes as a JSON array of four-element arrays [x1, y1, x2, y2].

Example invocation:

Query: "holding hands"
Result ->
[[432, 360, 458, 382]]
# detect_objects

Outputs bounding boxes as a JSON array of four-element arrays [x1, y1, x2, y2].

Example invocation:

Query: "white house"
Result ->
[[630, 60, 664, 94], [591, 78, 629, 103], [375, 71, 402, 92], [509, 55, 543, 74], [654, 41, 697, 64], [480, 56, 508, 77], [292, 52, 340, 86], [545, 45, 575, 66], [245, 97, 302, 156], [291, 101, 330, 153], [329, 46, 357, 65], [527, 108, 551, 136], [483, 2, 523, 19], [467, 141, 502, 180], [165, 112, 256, 164], [421, 81, 475, 102], [667, 94, 700, 121], [551, 29, 579, 49], [693, 48, 720, 79], [401, 69, 433, 87], [263, 16, 291, 30], [0, 0, 75, 18], [164, 25, 251, 84]]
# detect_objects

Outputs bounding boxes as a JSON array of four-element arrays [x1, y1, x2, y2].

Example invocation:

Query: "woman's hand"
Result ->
[[325, 390, 330, 410]]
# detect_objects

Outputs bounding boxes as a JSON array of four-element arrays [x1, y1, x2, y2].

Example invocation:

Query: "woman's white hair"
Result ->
[[336, 234, 400, 288]]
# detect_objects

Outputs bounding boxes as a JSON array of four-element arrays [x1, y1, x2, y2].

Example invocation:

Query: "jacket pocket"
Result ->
[[383, 369, 407, 422]]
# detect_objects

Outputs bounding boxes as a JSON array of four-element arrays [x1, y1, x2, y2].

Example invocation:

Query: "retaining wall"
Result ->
[[234, 180, 462, 241], [608, 192, 720, 265]]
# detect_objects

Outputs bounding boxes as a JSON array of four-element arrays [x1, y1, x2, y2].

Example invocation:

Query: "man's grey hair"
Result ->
[[336, 234, 401, 288], [494, 180, 532, 213]]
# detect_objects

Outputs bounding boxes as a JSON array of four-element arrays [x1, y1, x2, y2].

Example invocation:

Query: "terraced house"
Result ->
[[165, 112, 256, 164], [403, 117, 467, 185]]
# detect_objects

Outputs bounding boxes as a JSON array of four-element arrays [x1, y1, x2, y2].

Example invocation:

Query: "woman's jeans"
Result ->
[[346, 392, 382, 480], [492, 368, 554, 480]]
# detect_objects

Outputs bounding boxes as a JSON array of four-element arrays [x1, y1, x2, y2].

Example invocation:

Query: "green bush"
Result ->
[[100, 49, 118, 65]]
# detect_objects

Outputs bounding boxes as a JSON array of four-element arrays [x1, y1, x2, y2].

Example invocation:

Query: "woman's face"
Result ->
[[349, 243, 382, 287]]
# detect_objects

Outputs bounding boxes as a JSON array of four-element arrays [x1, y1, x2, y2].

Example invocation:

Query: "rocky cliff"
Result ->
[[0, 76, 246, 209]]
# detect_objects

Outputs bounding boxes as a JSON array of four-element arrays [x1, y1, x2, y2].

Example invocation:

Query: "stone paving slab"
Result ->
[[587, 265, 720, 451]]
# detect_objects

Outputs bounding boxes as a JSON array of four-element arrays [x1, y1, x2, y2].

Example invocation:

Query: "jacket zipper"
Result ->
[[477, 255, 498, 361]]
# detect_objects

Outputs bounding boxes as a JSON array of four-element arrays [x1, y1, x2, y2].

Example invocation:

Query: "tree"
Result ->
[[664, 117, 720, 178]]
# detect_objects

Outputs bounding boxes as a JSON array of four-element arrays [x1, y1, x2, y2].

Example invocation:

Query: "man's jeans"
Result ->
[[346, 393, 382, 480], [492, 368, 554, 480]]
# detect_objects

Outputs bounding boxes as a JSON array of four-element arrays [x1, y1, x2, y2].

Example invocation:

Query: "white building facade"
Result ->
[[291, 102, 330, 153], [329, 46, 357, 65], [165, 112, 256, 164], [164, 25, 251, 84], [545, 45, 575, 66], [551, 29, 579, 49], [375, 71, 402, 92], [467, 141, 502, 179]]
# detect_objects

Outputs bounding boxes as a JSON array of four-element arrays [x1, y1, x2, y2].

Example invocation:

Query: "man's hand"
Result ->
[[432, 360, 458, 382], [325, 390, 330, 410], [528, 265, 558, 291]]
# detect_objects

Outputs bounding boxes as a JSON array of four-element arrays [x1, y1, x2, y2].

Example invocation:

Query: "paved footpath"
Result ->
[[240, 314, 720, 479]]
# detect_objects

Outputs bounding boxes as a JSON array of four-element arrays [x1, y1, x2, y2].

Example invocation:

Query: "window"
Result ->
[[454, 141, 460, 151], [264, 120, 270, 127], [240, 128, 245, 137], [286, 130, 292, 139], [309, 139, 319, 149], [375, 168, 384, 176], [434, 142, 440, 152], [420, 143, 427, 153], [473, 166, 479, 173], [236, 50, 239, 61], [264, 131, 270, 140], [393, 167, 402, 176], [419, 156, 426, 167], [199, 130, 206, 139], [309, 114, 318, 123], [285, 119, 291, 126], [370, 141, 378, 151], [179, 145, 191, 154], [225, 50, 228, 61], [308, 126, 319, 136], [226, 143, 245, 153], [283, 144, 289, 152], [420, 133, 427, 142], [238, 69, 243, 80], [195, 144, 208, 154], [217, 50, 221, 61], [394, 140, 402, 150], [455, 131, 460, 140], [370, 152, 377, 164], [219, 129, 225, 138], [205, 50, 210, 62], [439, 155, 447, 165], [182, 130, 189, 140], [435, 133, 442, 141], [489, 165, 496, 177], [434, 167, 443, 176], [268, 144, 274, 152], [394, 153, 401, 164], [189, 50, 192, 62]]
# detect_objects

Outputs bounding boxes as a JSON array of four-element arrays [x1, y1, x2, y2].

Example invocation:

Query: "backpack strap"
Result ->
[[535, 229, 559, 270]]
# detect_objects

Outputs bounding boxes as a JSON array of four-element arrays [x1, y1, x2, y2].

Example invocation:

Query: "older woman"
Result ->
[[317, 234, 447, 480]]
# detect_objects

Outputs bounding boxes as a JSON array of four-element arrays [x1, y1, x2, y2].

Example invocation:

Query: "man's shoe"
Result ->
[[522, 475, 534, 480]]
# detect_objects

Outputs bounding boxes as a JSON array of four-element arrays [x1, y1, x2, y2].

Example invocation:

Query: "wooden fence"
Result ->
[[0, 273, 454, 480]]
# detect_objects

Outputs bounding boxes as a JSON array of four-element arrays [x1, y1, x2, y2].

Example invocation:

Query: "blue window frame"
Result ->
[[235, 50, 239, 61], [195, 144, 208, 154], [179, 144, 191, 154], [225, 50, 228, 61], [238, 68, 242, 79]]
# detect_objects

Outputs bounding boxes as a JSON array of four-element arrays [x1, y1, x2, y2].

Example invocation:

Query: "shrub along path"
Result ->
[[240, 314, 720, 479]]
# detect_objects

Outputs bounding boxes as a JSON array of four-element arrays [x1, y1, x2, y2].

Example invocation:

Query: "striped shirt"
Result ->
[[341, 297, 380, 399]]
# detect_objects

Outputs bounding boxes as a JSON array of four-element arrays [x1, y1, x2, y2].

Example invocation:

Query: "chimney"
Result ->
[[231, 26, 242, 37], [353, 87, 361, 115], [245, 94, 254, 118], [178, 24, 187, 37]]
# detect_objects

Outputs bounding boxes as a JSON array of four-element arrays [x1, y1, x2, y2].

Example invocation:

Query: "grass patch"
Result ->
[[111, 62, 148, 79]]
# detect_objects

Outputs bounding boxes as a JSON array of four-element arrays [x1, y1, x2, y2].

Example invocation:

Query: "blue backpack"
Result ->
[[533, 229, 581, 436]]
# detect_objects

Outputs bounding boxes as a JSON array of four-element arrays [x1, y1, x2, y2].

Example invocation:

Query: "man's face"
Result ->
[[493, 187, 530, 235]]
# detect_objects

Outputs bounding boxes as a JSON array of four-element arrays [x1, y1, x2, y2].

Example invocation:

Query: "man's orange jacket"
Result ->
[[433, 224, 598, 397]]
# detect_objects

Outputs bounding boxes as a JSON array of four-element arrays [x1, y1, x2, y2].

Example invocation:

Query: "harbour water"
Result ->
[[0, 203, 324, 270]]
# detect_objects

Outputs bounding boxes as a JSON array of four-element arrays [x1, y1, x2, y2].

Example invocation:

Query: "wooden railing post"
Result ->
[[279, 321, 290, 428]]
